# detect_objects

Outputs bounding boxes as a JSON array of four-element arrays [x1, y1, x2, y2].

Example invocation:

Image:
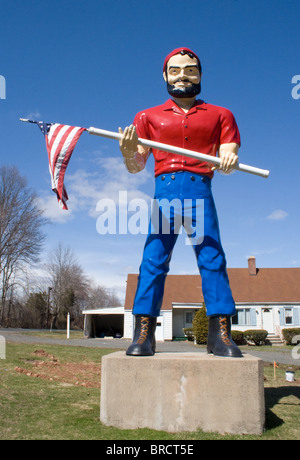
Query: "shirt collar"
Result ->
[[163, 98, 207, 114]]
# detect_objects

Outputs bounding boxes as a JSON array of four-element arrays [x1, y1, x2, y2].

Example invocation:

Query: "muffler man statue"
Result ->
[[119, 47, 242, 358]]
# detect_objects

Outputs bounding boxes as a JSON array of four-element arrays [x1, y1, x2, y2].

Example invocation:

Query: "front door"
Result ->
[[262, 308, 274, 334]]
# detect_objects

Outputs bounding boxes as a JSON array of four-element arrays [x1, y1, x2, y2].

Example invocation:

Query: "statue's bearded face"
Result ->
[[163, 53, 201, 98]]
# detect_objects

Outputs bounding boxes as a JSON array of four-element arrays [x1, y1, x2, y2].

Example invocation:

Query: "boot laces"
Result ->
[[137, 317, 149, 344], [219, 317, 232, 346]]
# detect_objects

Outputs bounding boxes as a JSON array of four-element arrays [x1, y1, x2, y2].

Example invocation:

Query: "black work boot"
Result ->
[[207, 315, 243, 358], [126, 315, 157, 356]]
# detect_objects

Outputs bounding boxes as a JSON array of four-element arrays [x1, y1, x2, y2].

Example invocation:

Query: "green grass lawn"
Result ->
[[0, 341, 299, 440], [22, 329, 85, 340]]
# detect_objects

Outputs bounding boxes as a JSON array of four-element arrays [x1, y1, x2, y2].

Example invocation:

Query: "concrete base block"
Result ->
[[100, 351, 265, 435]]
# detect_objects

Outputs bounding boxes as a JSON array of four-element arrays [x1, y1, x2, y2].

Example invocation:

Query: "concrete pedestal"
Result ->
[[100, 351, 265, 435]]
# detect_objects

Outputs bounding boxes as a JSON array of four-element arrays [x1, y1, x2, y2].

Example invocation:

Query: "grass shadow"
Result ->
[[264, 385, 300, 430]]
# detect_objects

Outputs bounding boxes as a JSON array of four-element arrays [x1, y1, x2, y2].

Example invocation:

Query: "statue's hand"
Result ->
[[118, 125, 139, 159], [212, 143, 239, 174]]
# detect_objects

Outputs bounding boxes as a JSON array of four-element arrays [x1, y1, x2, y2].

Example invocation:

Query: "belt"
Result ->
[[158, 171, 210, 184]]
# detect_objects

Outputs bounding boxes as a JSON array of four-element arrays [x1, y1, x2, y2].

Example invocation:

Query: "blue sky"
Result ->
[[0, 0, 299, 302]]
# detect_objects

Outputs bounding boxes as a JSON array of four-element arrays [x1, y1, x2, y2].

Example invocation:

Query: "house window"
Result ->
[[232, 309, 252, 326], [284, 308, 293, 325], [185, 312, 194, 326]]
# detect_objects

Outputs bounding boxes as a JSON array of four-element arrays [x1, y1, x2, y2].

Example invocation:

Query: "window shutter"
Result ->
[[293, 307, 300, 326], [250, 308, 257, 326]]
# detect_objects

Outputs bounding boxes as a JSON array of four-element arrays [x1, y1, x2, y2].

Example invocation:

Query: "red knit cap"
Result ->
[[163, 47, 201, 73]]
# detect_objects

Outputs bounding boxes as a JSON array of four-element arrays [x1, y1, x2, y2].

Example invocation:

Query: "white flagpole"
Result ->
[[67, 313, 70, 339], [19, 119, 269, 178], [88, 127, 269, 178]]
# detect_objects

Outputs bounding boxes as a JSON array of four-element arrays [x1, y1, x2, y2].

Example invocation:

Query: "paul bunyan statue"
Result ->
[[119, 47, 242, 358]]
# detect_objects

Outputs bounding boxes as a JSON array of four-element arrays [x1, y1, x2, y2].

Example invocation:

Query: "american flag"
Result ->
[[33, 121, 86, 210]]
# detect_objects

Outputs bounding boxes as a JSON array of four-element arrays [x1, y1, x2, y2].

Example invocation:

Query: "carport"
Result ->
[[83, 307, 124, 338]]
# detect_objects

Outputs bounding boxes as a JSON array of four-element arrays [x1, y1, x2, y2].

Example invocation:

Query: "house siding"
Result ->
[[162, 311, 173, 340], [124, 310, 133, 339]]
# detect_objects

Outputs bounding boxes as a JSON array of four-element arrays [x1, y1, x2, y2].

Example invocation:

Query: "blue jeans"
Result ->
[[132, 171, 236, 317]]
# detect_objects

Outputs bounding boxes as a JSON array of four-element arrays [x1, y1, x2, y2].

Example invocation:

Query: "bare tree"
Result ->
[[0, 166, 46, 325], [44, 243, 89, 329], [87, 284, 121, 309]]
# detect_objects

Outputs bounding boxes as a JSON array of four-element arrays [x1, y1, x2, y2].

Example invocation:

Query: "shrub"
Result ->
[[282, 328, 300, 345], [244, 329, 268, 346], [183, 328, 194, 341], [231, 330, 245, 345], [192, 306, 208, 344]]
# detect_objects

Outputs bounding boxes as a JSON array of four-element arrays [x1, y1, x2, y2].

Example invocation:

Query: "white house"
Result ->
[[123, 257, 300, 342]]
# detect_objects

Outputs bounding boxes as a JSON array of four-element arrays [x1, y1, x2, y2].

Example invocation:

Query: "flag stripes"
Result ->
[[30, 121, 87, 210]]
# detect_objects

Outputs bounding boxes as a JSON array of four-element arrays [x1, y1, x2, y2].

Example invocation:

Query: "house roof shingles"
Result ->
[[124, 268, 300, 310]]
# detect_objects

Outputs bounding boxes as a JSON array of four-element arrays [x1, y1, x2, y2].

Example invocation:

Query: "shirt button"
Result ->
[[184, 125, 188, 128], [191, 176, 195, 181], [171, 174, 175, 180], [185, 137, 188, 141], [201, 177, 207, 183], [161, 175, 165, 181]]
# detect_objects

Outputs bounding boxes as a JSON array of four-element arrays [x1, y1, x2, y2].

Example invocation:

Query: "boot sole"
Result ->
[[126, 350, 155, 356], [207, 347, 243, 358]]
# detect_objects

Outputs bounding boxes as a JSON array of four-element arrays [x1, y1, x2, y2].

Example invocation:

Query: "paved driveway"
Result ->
[[1, 328, 299, 365]]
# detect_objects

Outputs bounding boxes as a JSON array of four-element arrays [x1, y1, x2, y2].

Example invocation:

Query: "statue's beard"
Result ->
[[167, 79, 201, 98]]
